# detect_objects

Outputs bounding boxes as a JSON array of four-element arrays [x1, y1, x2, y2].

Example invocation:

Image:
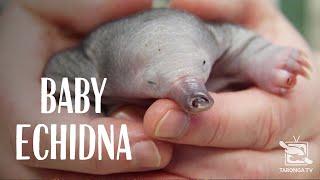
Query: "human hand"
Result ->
[[141, 0, 320, 178], [0, 1, 173, 178]]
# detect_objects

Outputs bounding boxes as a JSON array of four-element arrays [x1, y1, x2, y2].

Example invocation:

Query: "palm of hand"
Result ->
[[164, 0, 320, 178]]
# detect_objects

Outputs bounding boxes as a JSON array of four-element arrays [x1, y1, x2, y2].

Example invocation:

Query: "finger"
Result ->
[[166, 140, 320, 178], [107, 171, 184, 179], [170, 0, 311, 53], [170, 0, 274, 24], [144, 88, 289, 149], [13, 113, 172, 175], [20, 0, 152, 33]]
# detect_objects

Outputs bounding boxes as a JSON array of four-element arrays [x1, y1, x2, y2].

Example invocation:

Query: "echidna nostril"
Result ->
[[168, 77, 214, 113], [188, 93, 214, 113], [191, 96, 209, 108]]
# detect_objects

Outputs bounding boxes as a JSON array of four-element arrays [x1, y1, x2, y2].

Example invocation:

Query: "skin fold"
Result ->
[[44, 9, 311, 114]]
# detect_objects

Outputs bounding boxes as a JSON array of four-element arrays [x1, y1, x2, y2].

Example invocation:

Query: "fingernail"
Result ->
[[110, 106, 144, 121], [155, 110, 189, 139], [132, 141, 161, 168], [111, 111, 131, 120]]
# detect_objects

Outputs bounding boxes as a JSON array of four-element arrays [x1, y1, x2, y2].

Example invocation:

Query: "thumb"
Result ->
[[143, 88, 287, 149]]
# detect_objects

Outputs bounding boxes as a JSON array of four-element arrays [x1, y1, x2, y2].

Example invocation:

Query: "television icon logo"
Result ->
[[279, 140, 313, 166]]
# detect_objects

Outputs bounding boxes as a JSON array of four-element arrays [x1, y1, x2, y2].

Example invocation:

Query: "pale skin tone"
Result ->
[[0, 0, 173, 178], [0, 0, 319, 179]]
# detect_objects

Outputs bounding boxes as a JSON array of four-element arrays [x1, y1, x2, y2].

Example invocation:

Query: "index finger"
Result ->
[[170, 0, 310, 53]]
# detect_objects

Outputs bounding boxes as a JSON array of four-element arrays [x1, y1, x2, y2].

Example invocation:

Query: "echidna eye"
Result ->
[[203, 60, 206, 65], [147, 80, 157, 85]]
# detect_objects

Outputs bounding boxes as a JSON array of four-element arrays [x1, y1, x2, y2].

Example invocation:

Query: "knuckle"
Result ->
[[207, 109, 229, 146], [265, 105, 283, 149], [254, 101, 283, 149]]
